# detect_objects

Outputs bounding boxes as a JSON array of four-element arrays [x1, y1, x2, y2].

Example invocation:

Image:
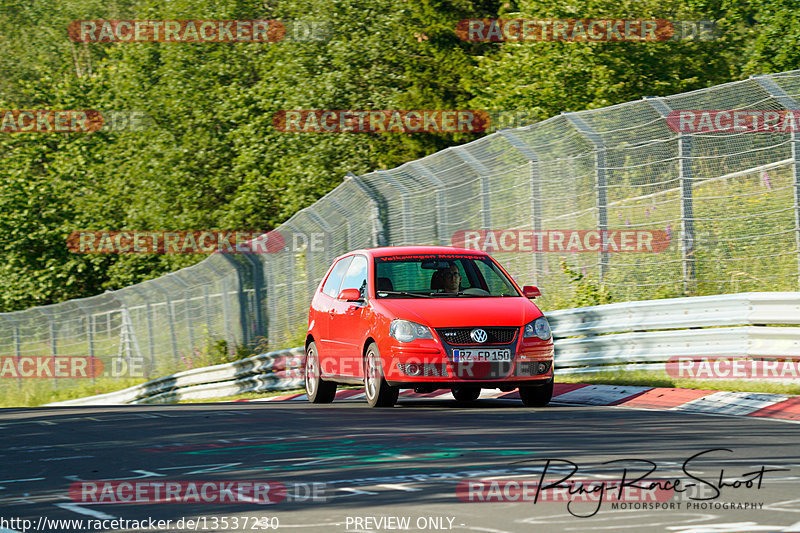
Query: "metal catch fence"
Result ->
[[3, 70, 800, 397]]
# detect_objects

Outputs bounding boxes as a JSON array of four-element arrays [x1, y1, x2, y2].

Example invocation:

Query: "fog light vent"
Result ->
[[398, 363, 449, 377]]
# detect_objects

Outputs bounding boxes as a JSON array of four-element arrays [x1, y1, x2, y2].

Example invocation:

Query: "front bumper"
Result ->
[[380, 328, 554, 386]]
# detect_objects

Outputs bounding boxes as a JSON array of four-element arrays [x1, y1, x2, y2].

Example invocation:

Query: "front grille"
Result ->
[[436, 327, 517, 345]]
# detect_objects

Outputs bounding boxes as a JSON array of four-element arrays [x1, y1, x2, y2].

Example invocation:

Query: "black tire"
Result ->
[[519, 379, 553, 407], [364, 342, 398, 408], [451, 386, 481, 403], [305, 341, 336, 403]]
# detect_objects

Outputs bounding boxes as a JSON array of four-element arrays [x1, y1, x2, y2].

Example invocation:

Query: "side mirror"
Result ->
[[337, 288, 362, 301], [522, 285, 541, 298]]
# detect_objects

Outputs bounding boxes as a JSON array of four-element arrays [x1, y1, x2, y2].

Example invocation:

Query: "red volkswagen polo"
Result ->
[[304, 246, 554, 407]]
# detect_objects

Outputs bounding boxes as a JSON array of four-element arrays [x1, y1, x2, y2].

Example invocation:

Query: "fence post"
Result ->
[[38, 309, 57, 389], [408, 160, 449, 246], [168, 273, 196, 357], [71, 299, 97, 384], [794, 129, 800, 289], [307, 209, 336, 269], [645, 97, 696, 293], [499, 129, 542, 285], [147, 287, 179, 366], [241, 253, 266, 344], [281, 221, 311, 339], [565, 112, 609, 281], [218, 256, 250, 347], [126, 285, 155, 378], [205, 260, 236, 349], [453, 146, 492, 230], [327, 197, 355, 250], [376, 170, 414, 245], [752, 75, 800, 289], [345, 172, 387, 246], [3, 317, 22, 389]]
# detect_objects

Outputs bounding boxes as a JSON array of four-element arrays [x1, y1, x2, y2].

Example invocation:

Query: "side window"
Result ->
[[340, 255, 368, 298], [321, 257, 353, 297]]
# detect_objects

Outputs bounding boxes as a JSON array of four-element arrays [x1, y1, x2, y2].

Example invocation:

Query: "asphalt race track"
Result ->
[[1, 397, 800, 533]]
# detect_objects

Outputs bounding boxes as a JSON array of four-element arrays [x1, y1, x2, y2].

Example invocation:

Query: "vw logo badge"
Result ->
[[471, 328, 488, 343]]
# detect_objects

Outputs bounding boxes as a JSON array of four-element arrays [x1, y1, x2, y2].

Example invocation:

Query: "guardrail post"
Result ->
[[645, 97, 696, 294], [345, 172, 387, 247], [408, 161, 449, 246], [499, 130, 542, 285], [453, 146, 492, 230], [565, 113, 608, 280], [753, 75, 800, 289]]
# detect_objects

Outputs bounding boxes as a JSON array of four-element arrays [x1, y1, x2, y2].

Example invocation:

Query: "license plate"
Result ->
[[453, 349, 512, 362]]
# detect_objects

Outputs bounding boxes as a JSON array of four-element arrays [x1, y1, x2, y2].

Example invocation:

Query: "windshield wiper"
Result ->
[[377, 290, 435, 298], [429, 291, 485, 297]]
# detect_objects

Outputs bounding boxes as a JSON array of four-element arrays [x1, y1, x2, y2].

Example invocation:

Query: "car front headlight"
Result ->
[[523, 316, 551, 340], [390, 319, 434, 342]]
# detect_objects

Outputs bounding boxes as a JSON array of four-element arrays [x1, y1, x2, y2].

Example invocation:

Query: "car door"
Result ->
[[329, 254, 369, 378], [315, 256, 352, 376]]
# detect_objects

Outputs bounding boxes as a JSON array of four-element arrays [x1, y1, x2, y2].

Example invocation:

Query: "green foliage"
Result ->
[[196, 336, 264, 366], [560, 259, 613, 307], [1, 0, 800, 314]]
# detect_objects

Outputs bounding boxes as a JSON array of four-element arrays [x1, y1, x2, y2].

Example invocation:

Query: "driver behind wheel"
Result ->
[[432, 263, 461, 293]]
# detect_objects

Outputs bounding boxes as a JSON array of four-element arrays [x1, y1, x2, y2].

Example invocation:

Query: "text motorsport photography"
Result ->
[[456, 449, 781, 518]]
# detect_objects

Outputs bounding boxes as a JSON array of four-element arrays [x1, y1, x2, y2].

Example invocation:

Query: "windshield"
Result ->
[[374, 253, 521, 298]]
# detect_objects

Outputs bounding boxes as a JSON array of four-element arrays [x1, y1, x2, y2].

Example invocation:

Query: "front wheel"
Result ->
[[305, 342, 336, 403], [364, 342, 398, 408], [519, 379, 553, 407]]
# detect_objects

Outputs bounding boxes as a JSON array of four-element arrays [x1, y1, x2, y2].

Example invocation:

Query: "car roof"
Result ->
[[341, 245, 490, 259]]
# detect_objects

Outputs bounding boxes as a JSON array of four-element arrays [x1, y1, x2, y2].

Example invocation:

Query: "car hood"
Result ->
[[375, 297, 543, 328]]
